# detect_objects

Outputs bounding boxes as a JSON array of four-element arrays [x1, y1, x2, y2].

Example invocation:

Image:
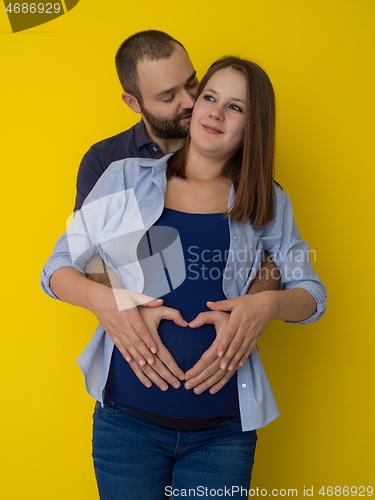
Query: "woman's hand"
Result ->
[[133, 305, 188, 391], [51, 267, 188, 391], [207, 293, 274, 369], [89, 286, 167, 367], [184, 311, 235, 394], [91, 288, 188, 388], [184, 293, 274, 393], [51, 267, 171, 368]]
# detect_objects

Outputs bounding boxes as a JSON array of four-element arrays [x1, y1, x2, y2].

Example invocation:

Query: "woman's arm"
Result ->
[[205, 287, 316, 369], [184, 288, 316, 394], [184, 187, 326, 394], [50, 266, 163, 364], [50, 266, 186, 388]]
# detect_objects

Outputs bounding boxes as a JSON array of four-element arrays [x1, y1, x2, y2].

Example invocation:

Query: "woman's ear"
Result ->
[[122, 92, 141, 113]]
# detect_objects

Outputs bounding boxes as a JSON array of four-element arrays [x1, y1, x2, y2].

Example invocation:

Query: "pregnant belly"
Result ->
[[158, 319, 217, 372]]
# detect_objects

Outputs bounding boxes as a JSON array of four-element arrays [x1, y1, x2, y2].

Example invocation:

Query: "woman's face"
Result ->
[[189, 67, 247, 162]]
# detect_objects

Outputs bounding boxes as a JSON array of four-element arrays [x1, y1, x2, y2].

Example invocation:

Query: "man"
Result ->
[[74, 31, 197, 211], [73, 30, 280, 393]]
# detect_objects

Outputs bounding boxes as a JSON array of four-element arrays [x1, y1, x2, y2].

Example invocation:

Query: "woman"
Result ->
[[41, 57, 326, 499]]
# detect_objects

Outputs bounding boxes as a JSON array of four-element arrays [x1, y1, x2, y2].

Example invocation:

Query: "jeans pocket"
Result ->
[[222, 416, 243, 429], [94, 399, 130, 415]]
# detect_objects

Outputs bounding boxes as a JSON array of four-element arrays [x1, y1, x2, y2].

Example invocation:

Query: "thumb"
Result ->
[[206, 298, 236, 312], [143, 298, 164, 308], [189, 310, 222, 328], [156, 307, 188, 327], [169, 310, 189, 328]]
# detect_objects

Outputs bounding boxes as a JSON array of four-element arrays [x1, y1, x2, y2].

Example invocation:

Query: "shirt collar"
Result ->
[[138, 152, 174, 169], [134, 120, 154, 150]]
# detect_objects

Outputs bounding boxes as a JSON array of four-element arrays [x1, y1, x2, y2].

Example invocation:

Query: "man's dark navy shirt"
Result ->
[[74, 121, 164, 211]]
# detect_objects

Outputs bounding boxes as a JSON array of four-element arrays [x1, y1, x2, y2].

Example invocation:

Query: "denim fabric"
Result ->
[[92, 401, 257, 500]]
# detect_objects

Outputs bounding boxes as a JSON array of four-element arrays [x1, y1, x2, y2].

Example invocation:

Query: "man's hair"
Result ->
[[115, 30, 186, 101], [167, 56, 276, 228]]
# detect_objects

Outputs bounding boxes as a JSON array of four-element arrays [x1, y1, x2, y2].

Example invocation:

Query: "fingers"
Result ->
[[154, 343, 185, 381], [127, 355, 183, 391], [112, 343, 132, 363], [220, 337, 252, 372], [184, 358, 236, 395], [159, 308, 189, 328], [136, 305, 187, 377], [206, 298, 237, 312], [104, 307, 159, 366], [189, 310, 223, 328], [127, 360, 153, 388], [215, 309, 248, 363], [184, 343, 219, 382], [185, 357, 221, 391], [207, 371, 235, 394], [121, 311, 158, 365]]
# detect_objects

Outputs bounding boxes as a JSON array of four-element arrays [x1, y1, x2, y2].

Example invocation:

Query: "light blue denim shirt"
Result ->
[[41, 153, 326, 431]]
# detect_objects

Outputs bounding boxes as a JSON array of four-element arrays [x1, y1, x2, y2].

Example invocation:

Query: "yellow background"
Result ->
[[1, 0, 374, 498]]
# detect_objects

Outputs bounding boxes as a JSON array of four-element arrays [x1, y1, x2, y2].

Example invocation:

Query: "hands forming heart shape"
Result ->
[[96, 292, 274, 395]]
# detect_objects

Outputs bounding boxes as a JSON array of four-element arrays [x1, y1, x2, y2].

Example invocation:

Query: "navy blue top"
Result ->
[[105, 208, 240, 418], [74, 121, 163, 211]]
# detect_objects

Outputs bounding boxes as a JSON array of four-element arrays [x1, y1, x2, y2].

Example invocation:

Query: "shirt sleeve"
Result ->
[[260, 185, 327, 324], [41, 161, 128, 300], [73, 146, 108, 212]]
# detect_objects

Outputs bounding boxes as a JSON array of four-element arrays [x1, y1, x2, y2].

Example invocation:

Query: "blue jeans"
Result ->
[[92, 400, 257, 500]]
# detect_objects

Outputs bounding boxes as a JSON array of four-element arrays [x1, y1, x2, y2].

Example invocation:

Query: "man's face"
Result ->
[[136, 45, 198, 139]]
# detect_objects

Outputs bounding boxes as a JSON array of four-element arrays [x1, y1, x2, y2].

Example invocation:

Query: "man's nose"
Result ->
[[180, 89, 195, 110]]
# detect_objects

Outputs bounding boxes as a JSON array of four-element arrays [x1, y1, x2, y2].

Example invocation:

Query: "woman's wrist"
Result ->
[[85, 279, 117, 314], [251, 290, 280, 321], [50, 267, 116, 314], [262, 288, 316, 322]]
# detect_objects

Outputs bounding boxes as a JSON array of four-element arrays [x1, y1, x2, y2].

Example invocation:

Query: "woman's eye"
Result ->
[[229, 104, 243, 112], [203, 94, 215, 102]]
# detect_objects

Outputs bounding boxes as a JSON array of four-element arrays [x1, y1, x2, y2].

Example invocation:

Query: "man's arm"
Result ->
[[74, 146, 107, 212], [247, 251, 281, 294]]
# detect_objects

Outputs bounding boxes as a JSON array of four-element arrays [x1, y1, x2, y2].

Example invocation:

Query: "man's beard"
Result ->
[[140, 105, 193, 140]]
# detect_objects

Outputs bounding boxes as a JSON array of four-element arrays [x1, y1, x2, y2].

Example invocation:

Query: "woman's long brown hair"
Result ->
[[167, 56, 276, 228]]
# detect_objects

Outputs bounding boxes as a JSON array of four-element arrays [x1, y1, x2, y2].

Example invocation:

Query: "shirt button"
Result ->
[[152, 146, 158, 152], [242, 383, 247, 389], [227, 265, 232, 270], [233, 235, 237, 240]]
